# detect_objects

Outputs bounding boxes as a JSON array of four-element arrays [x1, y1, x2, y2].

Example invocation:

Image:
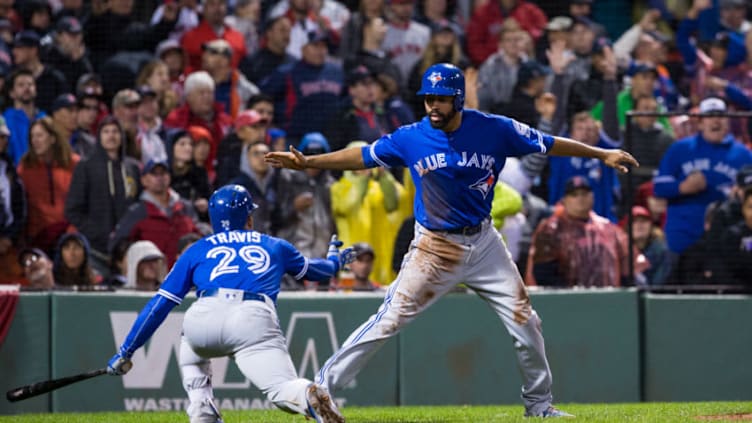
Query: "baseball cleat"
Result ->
[[306, 384, 345, 423], [525, 406, 575, 418], [188, 398, 224, 423]]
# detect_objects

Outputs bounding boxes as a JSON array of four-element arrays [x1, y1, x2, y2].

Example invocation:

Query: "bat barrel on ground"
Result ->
[[6, 368, 108, 402]]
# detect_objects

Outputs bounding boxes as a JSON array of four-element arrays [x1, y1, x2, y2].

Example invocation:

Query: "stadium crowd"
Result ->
[[1, 0, 751, 291]]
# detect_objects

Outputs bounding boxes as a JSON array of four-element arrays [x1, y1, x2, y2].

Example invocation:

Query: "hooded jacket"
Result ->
[[124, 239, 166, 290], [53, 232, 98, 286], [64, 121, 141, 259]]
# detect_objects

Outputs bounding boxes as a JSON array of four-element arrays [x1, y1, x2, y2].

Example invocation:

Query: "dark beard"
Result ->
[[428, 108, 457, 129]]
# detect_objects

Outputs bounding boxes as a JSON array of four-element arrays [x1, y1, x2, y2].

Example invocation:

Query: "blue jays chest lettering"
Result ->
[[412, 151, 497, 198]]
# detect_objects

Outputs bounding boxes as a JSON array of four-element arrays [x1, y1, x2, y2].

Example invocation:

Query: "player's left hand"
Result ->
[[265, 146, 308, 170], [327, 235, 356, 269], [107, 352, 133, 376], [602, 149, 639, 174]]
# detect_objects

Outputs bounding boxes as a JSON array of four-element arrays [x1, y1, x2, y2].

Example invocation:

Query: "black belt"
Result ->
[[444, 222, 483, 236], [198, 288, 265, 302]]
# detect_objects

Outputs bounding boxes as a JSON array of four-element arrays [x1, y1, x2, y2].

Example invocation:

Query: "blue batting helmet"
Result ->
[[208, 185, 258, 233], [416, 63, 465, 111]]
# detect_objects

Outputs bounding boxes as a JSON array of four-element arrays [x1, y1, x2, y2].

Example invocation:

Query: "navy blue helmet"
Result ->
[[416, 63, 465, 111], [208, 185, 258, 233]]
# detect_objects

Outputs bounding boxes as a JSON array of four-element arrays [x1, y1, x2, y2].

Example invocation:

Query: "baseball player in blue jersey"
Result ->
[[106, 184, 353, 423], [266, 63, 639, 418]]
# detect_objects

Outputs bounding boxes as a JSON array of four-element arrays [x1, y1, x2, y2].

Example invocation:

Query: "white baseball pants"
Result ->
[[316, 219, 554, 415], [179, 295, 312, 421]]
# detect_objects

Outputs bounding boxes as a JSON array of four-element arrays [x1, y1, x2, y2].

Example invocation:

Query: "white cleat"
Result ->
[[306, 384, 345, 423], [188, 398, 224, 423], [525, 406, 575, 418]]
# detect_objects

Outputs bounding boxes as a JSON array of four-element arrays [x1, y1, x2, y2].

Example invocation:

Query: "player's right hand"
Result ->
[[327, 235, 356, 269], [107, 353, 133, 376], [264, 146, 308, 170]]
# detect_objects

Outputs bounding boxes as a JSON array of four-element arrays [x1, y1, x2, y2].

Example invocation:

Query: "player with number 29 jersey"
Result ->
[[160, 231, 319, 304]]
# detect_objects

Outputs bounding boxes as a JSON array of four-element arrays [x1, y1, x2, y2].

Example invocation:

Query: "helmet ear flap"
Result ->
[[454, 95, 464, 111]]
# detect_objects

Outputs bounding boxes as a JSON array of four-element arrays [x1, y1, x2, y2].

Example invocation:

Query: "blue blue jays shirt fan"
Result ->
[[158, 230, 310, 304], [361, 109, 554, 230]]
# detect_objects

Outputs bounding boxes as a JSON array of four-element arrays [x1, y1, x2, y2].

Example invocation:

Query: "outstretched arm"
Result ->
[[265, 145, 366, 170], [549, 136, 639, 174]]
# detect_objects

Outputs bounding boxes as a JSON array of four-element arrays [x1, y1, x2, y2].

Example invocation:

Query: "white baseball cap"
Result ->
[[698, 97, 727, 115]]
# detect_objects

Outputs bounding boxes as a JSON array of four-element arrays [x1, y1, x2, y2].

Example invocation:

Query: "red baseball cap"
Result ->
[[234, 110, 265, 129], [631, 206, 652, 220]]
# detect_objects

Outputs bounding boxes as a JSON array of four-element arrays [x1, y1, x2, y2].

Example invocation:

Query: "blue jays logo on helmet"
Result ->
[[417, 63, 465, 111], [208, 184, 259, 233]]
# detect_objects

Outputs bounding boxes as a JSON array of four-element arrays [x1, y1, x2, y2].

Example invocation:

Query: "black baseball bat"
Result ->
[[6, 368, 108, 402]]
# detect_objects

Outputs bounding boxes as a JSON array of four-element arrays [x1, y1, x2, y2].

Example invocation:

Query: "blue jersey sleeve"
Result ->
[[498, 116, 554, 157], [279, 239, 339, 281], [157, 247, 197, 304], [361, 132, 406, 168]]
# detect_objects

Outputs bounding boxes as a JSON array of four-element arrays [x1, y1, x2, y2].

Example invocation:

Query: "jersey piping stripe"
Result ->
[[158, 289, 182, 305], [316, 238, 417, 385], [368, 143, 390, 168], [295, 257, 310, 280]]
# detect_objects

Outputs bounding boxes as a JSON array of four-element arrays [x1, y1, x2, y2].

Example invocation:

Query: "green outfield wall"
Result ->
[[0, 290, 750, 414]]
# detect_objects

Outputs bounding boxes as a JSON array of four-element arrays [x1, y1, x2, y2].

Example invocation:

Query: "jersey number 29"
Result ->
[[206, 246, 271, 281]]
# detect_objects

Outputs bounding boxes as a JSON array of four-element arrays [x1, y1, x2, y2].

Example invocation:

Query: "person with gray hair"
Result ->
[[164, 71, 232, 178]]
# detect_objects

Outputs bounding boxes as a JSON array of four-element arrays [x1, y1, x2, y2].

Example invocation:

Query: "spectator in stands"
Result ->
[[181, 0, 245, 70], [11, 31, 67, 114], [268, 128, 288, 152], [0, 116, 25, 284], [331, 141, 406, 284], [18, 247, 54, 289], [271, 0, 340, 60], [335, 242, 382, 291], [187, 125, 213, 179], [151, 0, 200, 42], [654, 97, 752, 257], [43, 16, 92, 95], [53, 232, 100, 286], [123, 240, 166, 291], [719, 0, 750, 34], [228, 141, 287, 235], [215, 109, 268, 188], [50, 93, 95, 160], [166, 129, 211, 222], [342, 15, 402, 93], [4, 69, 45, 165], [547, 17, 597, 118], [627, 205, 672, 285], [102, 238, 129, 287], [406, 22, 468, 117], [111, 89, 142, 160], [109, 159, 200, 267], [135, 85, 168, 165], [527, 176, 645, 287], [337, 0, 386, 63], [135, 60, 179, 119], [164, 71, 232, 176], [327, 66, 387, 151], [75, 89, 99, 146], [466, 0, 547, 66], [155, 40, 188, 103], [276, 133, 336, 258], [372, 71, 414, 129], [382, 0, 430, 83], [260, 30, 344, 143], [246, 93, 275, 131], [497, 60, 551, 127], [592, 63, 672, 134], [567, 0, 606, 37], [200, 39, 259, 120], [18, 116, 79, 253], [547, 112, 620, 221], [415, 0, 464, 43], [717, 185, 752, 286], [75, 73, 107, 131], [19, 0, 52, 37], [624, 95, 675, 190], [561, 37, 619, 123], [476, 20, 527, 113], [84, 0, 177, 70], [225, 0, 262, 55], [65, 116, 140, 275], [176, 232, 201, 259], [239, 16, 293, 86]]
